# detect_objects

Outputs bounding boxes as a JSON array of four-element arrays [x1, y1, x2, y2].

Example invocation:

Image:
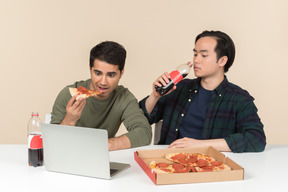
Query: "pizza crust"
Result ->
[[149, 160, 157, 169], [69, 87, 102, 100], [222, 164, 232, 171], [69, 87, 89, 100], [165, 153, 177, 161], [69, 87, 78, 97], [149, 161, 171, 174]]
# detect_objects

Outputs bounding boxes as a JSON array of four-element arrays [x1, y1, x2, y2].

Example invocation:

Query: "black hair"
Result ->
[[89, 41, 126, 71], [195, 30, 235, 72]]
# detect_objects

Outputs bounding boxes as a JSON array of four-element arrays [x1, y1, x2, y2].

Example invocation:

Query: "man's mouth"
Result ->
[[97, 86, 109, 92]]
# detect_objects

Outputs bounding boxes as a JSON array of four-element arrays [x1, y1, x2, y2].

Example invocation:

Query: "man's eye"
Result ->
[[109, 73, 116, 78], [194, 53, 197, 57], [202, 55, 208, 58], [95, 72, 101, 76]]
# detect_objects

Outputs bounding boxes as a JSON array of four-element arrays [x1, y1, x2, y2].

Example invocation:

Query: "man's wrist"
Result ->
[[60, 116, 77, 126], [108, 135, 131, 151]]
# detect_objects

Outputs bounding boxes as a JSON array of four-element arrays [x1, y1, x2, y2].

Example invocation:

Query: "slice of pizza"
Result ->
[[209, 160, 231, 172], [149, 161, 174, 174], [165, 152, 192, 166], [193, 154, 231, 172], [149, 161, 192, 174], [69, 86, 102, 100], [165, 152, 231, 172]]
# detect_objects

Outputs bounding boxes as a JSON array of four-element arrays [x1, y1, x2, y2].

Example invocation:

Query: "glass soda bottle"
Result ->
[[155, 61, 193, 96], [27, 112, 43, 167]]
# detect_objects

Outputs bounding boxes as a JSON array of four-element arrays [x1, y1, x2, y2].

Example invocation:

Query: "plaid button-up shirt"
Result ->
[[139, 76, 266, 152]]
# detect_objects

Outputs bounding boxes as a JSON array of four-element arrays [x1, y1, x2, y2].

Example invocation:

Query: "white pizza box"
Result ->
[[134, 146, 244, 185]]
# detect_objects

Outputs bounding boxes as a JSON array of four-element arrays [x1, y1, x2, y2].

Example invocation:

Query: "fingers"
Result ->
[[164, 85, 177, 95], [152, 72, 173, 97], [67, 95, 77, 107], [154, 72, 170, 87], [168, 138, 193, 149], [67, 96, 86, 110], [72, 97, 86, 112], [168, 139, 182, 148], [66, 96, 86, 118], [61, 96, 87, 126]]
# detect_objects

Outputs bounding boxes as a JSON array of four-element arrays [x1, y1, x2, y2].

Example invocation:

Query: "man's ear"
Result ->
[[120, 69, 124, 78], [218, 56, 228, 67]]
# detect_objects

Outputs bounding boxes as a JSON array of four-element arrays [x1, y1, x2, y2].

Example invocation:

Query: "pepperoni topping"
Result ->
[[157, 162, 170, 168], [76, 86, 101, 96], [171, 153, 187, 160], [172, 163, 185, 170], [185, 166, 197, 172], [197, 159, 209, 167], [77, 86, 91, 94], [177, 159, 188, 166], [210, 161, 223, 166], [201, 166, 214, 172], [190, 166, 198, 172], [160, 168, 172, 173], [187, 155, 198, 164]]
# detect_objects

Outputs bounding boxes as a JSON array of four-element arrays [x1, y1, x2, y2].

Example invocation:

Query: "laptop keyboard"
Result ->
[[110, 168, 118, 175]]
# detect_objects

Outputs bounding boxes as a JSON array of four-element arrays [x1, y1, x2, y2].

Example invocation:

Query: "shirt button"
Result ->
[[219, 94, 222, 97], [175, 128, 178, 132], [188, 99, 191, 102], [181, 114, 184, 117], [194, 90, 197, 93]]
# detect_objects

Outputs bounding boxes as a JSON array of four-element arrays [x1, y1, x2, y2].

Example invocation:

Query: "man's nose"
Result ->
[[193, 55, 200, 64], [100, 76, 108, 85]]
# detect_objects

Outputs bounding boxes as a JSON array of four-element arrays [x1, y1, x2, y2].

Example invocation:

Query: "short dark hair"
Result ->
[[89, 41, 126, 71], [195, 30, 235, 73]]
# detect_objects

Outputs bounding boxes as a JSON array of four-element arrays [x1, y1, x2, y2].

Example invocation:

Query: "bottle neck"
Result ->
[[31, 112, 39, 117], [187, 61, 193, 68]]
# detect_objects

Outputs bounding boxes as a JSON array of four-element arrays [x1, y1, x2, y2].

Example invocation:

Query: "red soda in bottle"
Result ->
[[27, 112, 43, 167], [155, 61, 193, 95]]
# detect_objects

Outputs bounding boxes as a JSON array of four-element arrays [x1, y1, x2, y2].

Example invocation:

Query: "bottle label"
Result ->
[[169, 70, 183, 84], [28, 134, 43, 149]]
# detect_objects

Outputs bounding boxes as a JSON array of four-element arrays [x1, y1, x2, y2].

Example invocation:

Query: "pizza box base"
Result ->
[[134, 146, 244, 185]]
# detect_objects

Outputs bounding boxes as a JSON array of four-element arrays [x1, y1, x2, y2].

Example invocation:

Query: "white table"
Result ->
[[0, 145, 287, 192]]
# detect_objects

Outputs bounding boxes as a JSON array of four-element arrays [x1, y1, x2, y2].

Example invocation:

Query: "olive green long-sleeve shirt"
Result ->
[[51, 79, 152, 148]]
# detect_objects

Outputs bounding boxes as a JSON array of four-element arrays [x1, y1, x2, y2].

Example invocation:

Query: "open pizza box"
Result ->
[[134, 146, 244, 185]]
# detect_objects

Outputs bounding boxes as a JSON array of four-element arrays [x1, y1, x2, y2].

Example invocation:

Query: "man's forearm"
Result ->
[[145, 93, 160, 114], [108, 135, 131, 151], [205, 139, 231, 152], [168, 138, 231, 152], [60, 115, 77, 126]]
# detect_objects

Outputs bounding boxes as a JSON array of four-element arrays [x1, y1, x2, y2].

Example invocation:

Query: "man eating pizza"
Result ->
[[51, 41, 152, 150]]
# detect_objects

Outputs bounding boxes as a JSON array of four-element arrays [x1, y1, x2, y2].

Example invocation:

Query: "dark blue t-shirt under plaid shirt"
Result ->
[[179, 83, 213, 139]]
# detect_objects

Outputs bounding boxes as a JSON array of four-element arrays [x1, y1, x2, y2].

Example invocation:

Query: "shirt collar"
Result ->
[[190, 76, 229, 97], [214, 75, 229, 97]]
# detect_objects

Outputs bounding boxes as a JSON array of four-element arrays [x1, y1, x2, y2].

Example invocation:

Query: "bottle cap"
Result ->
[[31, 112, 39, 117], [187, 61, 193, 68]]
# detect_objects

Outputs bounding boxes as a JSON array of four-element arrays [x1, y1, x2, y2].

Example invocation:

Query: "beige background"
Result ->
[[1, 0, 287, 144]]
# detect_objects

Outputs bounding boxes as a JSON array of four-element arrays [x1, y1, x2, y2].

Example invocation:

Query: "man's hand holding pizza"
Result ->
[[60, 86, 102, 126], [60, 95, 86, 126]]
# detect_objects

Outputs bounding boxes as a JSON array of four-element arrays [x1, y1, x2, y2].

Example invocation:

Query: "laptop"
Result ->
[[41, 123, 130, 179]]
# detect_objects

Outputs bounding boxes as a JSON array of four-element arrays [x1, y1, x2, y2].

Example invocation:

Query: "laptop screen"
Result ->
[[42, 123, 112, 179]]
